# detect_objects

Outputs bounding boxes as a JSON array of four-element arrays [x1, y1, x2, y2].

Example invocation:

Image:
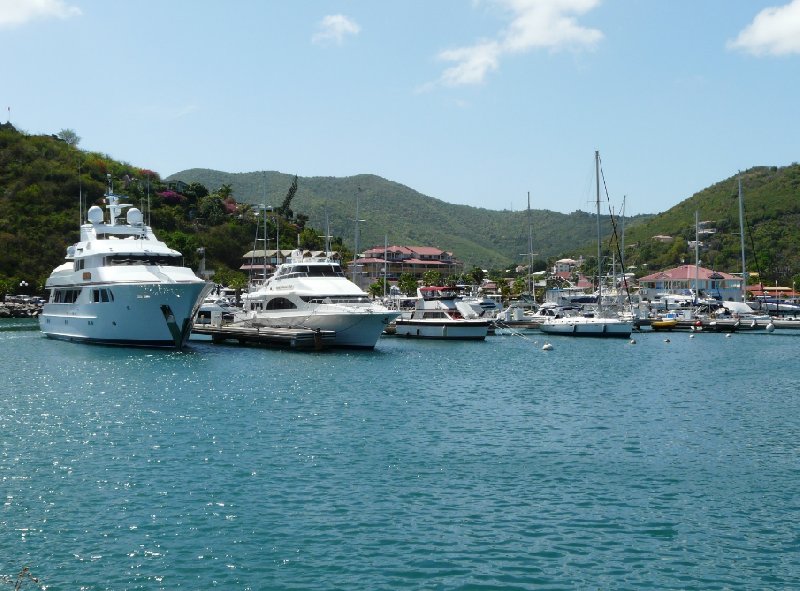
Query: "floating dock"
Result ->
[[191, 323, 335, 349]]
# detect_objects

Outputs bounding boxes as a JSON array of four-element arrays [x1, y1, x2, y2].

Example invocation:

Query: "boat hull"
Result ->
[[393, 319, 489, 340], [39, 282, 211, 348], [650, 319, 679, 331], [540, 317, 632, 338], [238, 308, 400, 349]]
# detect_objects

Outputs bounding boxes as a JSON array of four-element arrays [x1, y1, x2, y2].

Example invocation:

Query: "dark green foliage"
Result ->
[[278, 175, 298, 219]]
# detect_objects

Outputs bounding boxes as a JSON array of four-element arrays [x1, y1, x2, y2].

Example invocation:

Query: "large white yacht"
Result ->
[[39, 187, 211, 348], [238, 250, 400, 348]]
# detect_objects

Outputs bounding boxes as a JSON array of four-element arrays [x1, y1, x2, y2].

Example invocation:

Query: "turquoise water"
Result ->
[[1, 319, 798, 590]]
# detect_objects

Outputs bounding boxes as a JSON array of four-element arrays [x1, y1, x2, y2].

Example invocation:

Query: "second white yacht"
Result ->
[[238, 250, 400, 349]]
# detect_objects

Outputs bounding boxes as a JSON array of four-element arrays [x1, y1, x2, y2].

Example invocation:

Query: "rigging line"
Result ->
[[598, 156, 633, 304]]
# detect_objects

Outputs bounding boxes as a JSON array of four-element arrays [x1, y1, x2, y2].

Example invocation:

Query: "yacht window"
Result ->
[[305, 265, 346, 277], [55, 288, 81, 303], [92, 288, 113, 303], [301, 295, 369, 304], [106, 254, 182, 266], [265, 297, 296, 310]]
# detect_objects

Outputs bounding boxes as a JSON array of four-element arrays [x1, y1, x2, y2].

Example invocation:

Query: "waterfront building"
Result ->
[[638, 264, 742, 301], [358, 245, 462, 283]]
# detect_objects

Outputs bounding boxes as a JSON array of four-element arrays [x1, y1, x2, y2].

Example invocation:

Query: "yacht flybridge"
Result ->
[[39, 185, 211, 347]]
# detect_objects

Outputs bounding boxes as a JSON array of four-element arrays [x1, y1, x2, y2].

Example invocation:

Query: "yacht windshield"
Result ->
[[276, 264, 345, 279], [106, 254, 182, 266]]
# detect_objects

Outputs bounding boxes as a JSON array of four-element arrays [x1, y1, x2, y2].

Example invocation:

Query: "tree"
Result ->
[[298, 227, 323, 250], [422, 270, 442, 286], [57, 128, 80, 147], [367, 280, 386, 297], [217, 184, 233, 199], [468, 266, 485, 286], [278, 175, 298, 219], [197, 195, 226, 225], [398, 272, 418, 296]]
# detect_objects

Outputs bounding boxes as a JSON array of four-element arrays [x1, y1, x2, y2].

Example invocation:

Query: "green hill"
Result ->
[[3, 120, 799, 293], [166, 168, 652, 270], [621, 165, 800, 284]]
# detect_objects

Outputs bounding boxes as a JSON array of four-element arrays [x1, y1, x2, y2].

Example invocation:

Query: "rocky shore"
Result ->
[[0, 302, 42, 318]]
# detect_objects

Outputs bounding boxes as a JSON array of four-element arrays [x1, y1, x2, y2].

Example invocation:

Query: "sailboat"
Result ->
[[540, 151, 633, 338]]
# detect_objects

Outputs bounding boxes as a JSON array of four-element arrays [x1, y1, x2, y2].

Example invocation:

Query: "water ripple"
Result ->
[[1, 324, 799, 588]]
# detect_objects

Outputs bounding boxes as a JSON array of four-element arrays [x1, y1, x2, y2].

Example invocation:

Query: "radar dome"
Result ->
[[87, 206, 103, 224], [127, 208, 143, 226]]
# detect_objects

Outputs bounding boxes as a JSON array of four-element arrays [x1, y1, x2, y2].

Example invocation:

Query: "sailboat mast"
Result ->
[[352, 191, 361, 284], [263, 170, 278, 283], [738, 177, 747, 302], [595, 150, 602, 311], [527, 191, 535, 302], [383, 234, 388, 298], [695, 210, 700, 303]]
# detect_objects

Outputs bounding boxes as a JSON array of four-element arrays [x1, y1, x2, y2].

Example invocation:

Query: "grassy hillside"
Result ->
[[168, 168, 650, 270]]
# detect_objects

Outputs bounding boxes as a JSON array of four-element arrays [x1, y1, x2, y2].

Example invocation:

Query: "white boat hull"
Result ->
[[393, 319, 489, 340], [40, 282, 211, 348], [540, 317, 632, 338], [238, 308, 399, 349]]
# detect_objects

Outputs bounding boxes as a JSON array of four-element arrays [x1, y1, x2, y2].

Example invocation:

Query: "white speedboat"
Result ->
[[393, 286, 490, 340], [39, 187, 211, 348], [238, 250, 400, 349]]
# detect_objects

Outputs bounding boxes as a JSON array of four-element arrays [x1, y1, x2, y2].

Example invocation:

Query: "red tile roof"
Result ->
[[639, 265, 738, 282]]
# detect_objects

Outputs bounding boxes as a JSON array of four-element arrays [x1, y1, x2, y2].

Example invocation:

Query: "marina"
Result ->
[[2, 319, 799, 589]]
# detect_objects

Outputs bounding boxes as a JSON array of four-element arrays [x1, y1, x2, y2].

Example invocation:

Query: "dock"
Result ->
[[191, 323, 336, 349]]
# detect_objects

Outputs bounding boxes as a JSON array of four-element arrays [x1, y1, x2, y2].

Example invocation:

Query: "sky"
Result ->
[[2, 0, 799, 216]]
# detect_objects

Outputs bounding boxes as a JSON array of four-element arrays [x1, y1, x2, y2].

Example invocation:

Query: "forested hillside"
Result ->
[[621, 165, 800, 285], [3, 121, 799, 296], [168, 169, 650, 270]]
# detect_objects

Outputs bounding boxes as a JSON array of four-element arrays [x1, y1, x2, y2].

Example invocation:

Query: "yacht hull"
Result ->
[[240, 309, 399, 349], [40, 282, 211, 348], [393, 319, 489, 340]]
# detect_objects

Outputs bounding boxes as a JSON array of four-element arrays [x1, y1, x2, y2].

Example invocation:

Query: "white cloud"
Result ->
[[312, 14, 361, 46], [434, 0, 603, 87], [728, 0, 800, 56], [439, 41, 502, 86], [0, 0, 81, 28]]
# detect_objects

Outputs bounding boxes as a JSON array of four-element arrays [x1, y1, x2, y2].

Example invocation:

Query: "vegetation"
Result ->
[[621, 165, 800, 287], [2, 122, 799, 297], [0, 124, 351, 298], [167, 168, 653, 271]]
